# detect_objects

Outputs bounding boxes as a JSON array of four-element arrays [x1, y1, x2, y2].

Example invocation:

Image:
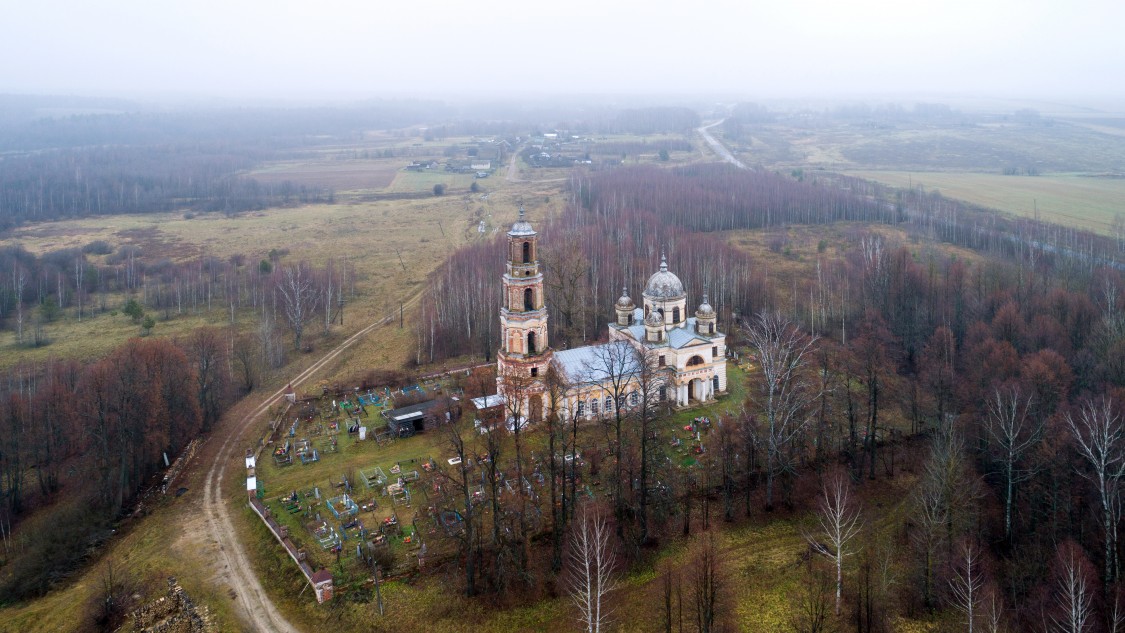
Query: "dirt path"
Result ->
[[199, 292, 423, 632]]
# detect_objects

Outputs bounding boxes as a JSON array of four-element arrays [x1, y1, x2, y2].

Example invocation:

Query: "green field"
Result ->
[[848, 170, 1125, 232]]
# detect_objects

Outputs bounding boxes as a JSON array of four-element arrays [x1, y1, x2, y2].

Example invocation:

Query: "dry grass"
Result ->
[[848, 170, 1125, 233]]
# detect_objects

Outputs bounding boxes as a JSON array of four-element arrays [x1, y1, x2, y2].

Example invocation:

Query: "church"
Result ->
[[473, 207, 727, 424]]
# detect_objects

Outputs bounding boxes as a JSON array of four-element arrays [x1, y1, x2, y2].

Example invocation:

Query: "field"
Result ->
[[846, 170, 1125, 233], [245, 159, 399, 191]]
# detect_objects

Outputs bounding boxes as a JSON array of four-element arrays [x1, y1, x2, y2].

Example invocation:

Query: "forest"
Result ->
[[413, 163, 1125, 631]]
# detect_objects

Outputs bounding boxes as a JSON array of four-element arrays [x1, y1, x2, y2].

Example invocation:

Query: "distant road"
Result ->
[[697, 119, 751, 170]]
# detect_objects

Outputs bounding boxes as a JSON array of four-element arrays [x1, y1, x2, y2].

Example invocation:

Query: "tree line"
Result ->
[[0, 334, 232, 602]]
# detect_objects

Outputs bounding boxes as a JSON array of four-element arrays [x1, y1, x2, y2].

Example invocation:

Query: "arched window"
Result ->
[[577, 400, 585, 416], [629, 391, 639, 406], [591, 398, 599, 416], [672, 306, 680, 323], [617, 395, 625, 409], [713, 375, 720, 392], [527, 331, 537, 355], [687, 355, 705, 367], [522, 241, 531, 263], [709, 323, 715, 334], [524, 287, 534, 311], [605, 396, 613, 411]]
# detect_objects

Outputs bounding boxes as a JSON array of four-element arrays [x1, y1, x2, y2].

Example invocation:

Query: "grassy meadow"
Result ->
[[846, 170, 1125, 233]]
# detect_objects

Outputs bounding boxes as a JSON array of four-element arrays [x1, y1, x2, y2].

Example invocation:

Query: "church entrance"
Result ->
[[688, 378, 705, 403]]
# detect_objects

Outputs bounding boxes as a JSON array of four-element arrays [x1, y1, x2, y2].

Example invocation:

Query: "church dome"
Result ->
[[696, 293, 715, 317], [644, 309, 664, 327], [508, 206, 535, 236], [616, 287, 635, 309], [643, 254, 685, 299]]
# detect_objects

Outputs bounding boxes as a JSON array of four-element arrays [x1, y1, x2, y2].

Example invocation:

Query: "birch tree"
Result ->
[[983, 385, 1039, 542], [745, 311, 820, 510], [567, 507, 617, 633], [1066, 396, 1125, 584], [1050, 543, 1094, 633], [816, 474, 863, 615], [276, 263, 318, 351], [949, 539, 985, 633]]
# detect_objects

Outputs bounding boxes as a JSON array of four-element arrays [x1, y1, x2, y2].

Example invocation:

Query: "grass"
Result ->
[[846, 170, 1125, 233]]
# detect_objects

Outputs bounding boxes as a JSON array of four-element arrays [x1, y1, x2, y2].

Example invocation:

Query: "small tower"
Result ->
[[696, 294, 717, 335], [497, 207, 551, 420], [644, 308, 665, 343], [614, 287, 635, 326]]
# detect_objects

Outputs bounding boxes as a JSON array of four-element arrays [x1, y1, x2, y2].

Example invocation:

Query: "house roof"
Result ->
[[311, 569, 333, 584], [470, 394, 506, 409], [383, 400, 438, 420], [553, 340, 641, 385]]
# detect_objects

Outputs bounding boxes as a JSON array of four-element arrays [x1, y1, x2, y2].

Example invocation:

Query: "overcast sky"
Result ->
[[4, 0, 1124, 102]]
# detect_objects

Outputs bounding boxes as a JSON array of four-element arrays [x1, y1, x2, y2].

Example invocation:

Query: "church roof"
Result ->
[[554, 341, 641, 385], [618, 317, 720, 350], [508, 205, 536, 236], [643, 254, 685, 300]]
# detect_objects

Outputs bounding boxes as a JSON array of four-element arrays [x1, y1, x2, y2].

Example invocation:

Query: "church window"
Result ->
[[605, 396, 613, 411], [577, 401, 585, 416], [712, 346, 718, 358], [710, 323, 715, 334], [591, 399, 599, 416], [524, 287, 534, 311], [687, 355, 705, 367], [658, 355, 666, 367], [527, 331, 537, 354], [658, 386, 667, 401], [712, 375, 720, 392], [522, 241, 531, 263], [531, 367, 538, 377], [617, 395, 625, 409], [629, 392, 639, 406], [673, 306, 680, 322]]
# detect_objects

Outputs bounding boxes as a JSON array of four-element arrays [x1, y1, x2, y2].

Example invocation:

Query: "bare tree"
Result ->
[[1066, 396, 1125, 584], [816, 473, 863, 615], [911, 469, 949, 610], [12, 267, 26, 345], [745, 311, 821, 510], [1050, 543, 1094, 633], [567, 506, 618, 633], [276, 263, 318, 351], [586, 340, 641, 533], [789, 564, 833, 633], [984, 385, 1040, 542], [949, 539, 985, 633], [689, 533, 724, 633]]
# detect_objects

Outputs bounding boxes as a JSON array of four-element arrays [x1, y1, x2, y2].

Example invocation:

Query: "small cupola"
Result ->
[[615, 287, 635, 325], [696, 293, 717, 335]]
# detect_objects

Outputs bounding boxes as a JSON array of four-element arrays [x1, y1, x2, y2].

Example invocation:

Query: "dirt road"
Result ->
[[697, 119, 751, 171], [199, 293, 422, 632]]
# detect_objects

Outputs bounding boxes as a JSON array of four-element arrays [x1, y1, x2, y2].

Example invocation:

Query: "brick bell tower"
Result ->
[[496, 206, 551, 421]]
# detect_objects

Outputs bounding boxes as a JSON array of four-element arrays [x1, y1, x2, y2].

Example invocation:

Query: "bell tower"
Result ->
[[497, 206, 551, 418]]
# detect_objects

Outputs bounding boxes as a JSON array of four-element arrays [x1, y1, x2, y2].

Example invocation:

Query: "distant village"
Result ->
[[405, 131, 627, 177]]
